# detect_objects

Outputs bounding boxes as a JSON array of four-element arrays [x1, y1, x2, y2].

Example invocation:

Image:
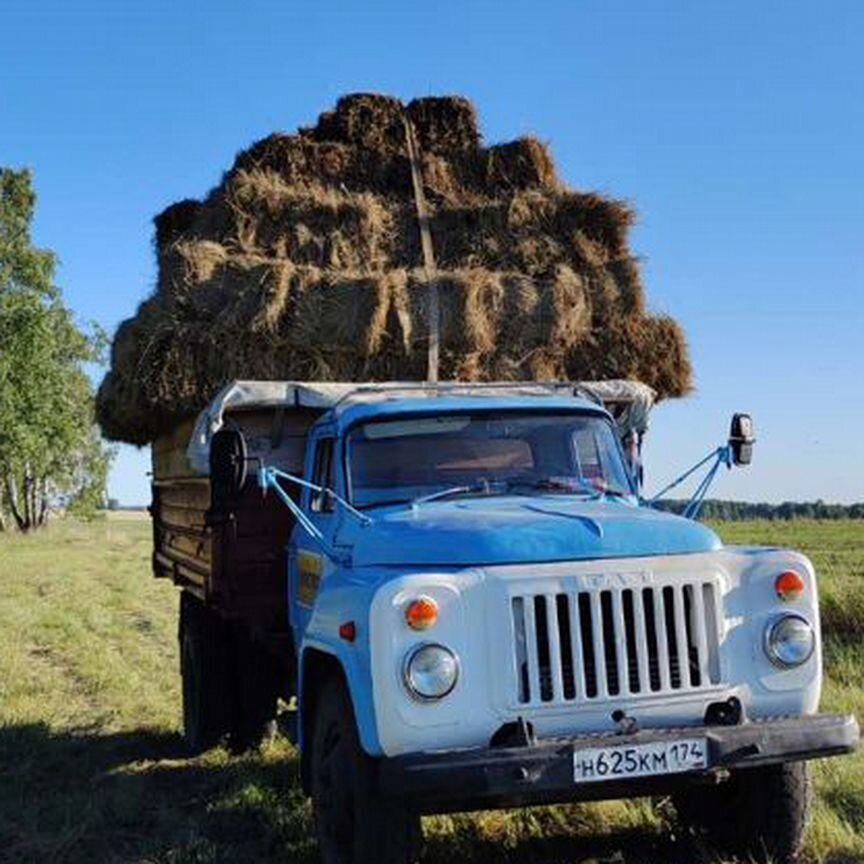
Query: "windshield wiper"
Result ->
[[411, 483, 495, 507], [601, 487, 634, 499], [505, 478, 596, 496], [506, 478, 634, 500], [408, 479, 634, 509], [356, 497, 414, 510]]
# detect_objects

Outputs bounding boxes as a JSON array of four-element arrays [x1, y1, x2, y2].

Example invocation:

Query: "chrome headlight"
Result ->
[[765, 614, 815, 668], [403, 643, 459, 700]]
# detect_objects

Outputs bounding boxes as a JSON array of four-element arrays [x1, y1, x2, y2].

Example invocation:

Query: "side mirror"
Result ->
[[728, 413, 755, 466], [210, 428, 248, 504]]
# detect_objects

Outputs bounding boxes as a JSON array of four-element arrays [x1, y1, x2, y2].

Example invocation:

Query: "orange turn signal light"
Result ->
[[405, 596, 438, 631], [775, 571, 805, 602]]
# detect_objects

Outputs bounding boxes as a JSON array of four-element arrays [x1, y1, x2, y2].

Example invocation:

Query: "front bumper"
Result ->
[[379, 713, 859, 814]]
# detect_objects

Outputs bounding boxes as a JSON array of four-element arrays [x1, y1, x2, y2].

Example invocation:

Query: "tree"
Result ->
[[0, 168, 112, 531]]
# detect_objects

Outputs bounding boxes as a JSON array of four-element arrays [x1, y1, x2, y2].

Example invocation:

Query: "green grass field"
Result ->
[[0, 518, 861, 863]]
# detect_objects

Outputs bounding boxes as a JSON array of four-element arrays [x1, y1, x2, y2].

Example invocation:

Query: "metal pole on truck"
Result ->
[[403, 116, 440, 384]]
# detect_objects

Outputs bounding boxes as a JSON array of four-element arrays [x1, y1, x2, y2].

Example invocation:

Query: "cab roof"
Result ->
[[186, 380, 656, 475], [325, 393, 608, 433]]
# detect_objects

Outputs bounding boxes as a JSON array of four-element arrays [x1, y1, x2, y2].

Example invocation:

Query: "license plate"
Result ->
[[573, 738, 708, 784]]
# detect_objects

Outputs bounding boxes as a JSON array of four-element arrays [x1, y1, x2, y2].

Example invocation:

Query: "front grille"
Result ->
[[511, 581, 722, 706]]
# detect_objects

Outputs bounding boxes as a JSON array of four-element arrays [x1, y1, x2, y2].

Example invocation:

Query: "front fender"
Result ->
[[297, 569, 386, 757], [299, 636, 381, 755]]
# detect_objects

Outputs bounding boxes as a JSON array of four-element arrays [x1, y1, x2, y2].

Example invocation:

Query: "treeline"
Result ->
[[0, 168, 110, 532], [654, 499, 864, 521]]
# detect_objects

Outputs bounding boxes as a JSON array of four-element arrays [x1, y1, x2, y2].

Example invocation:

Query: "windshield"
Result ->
[[346, 412, 634, 509]]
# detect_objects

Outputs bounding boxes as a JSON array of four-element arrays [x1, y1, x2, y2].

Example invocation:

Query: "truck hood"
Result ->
[[341, 497, 722, 567]]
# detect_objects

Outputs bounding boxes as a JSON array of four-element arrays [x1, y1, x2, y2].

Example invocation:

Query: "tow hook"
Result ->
[[612, 709, 639, 735], [719, 742, 762, 763], [705, 696, 746, 726], [490, 716, 537, 749]]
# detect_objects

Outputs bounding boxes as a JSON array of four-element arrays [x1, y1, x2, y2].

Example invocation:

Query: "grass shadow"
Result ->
[[0, 723, 314, 864], [0, 723, 703, 864], [422, 824, 696, 864]]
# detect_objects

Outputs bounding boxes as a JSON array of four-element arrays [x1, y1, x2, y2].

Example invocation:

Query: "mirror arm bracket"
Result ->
[[647, 446, 726, 504], [261, 466, 372, 526], [683, 447, 729, 519], [256, 465, 371, 564], [647, 445, 735, 520], [645, 413, 755, 519]]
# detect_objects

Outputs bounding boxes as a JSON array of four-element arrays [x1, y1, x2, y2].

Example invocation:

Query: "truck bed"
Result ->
[[149, 407, 319, 636]]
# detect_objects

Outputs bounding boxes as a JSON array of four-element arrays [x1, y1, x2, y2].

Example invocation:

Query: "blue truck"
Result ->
[[149, 379, 858, 864]]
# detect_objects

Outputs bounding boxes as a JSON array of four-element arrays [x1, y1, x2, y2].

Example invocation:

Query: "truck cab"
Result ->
[[158, 380, 858, 864]]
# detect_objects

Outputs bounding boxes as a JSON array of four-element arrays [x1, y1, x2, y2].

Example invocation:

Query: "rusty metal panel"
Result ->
[[151, 439, 297, 636], [211, 482, 296, 633]]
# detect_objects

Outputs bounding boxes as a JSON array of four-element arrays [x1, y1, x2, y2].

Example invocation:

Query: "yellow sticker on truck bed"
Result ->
[[297, 550, 323, 606]]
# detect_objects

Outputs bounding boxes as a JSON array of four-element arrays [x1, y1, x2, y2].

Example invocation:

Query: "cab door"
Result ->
[[288, 430, 340, 644]]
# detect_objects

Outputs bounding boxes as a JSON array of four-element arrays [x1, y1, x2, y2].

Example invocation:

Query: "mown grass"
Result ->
[[0, 518, 861, 863]]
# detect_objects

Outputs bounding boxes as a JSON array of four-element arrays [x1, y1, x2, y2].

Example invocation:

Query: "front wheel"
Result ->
[[310, 677, 420, 864], [673, 762, 812, 863]]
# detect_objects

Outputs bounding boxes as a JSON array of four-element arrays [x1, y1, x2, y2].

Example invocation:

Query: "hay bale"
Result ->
[[407, 96, 480, 153], [427, 191, 633, 275], [97, 92, 693, 444], [309, 93, 406, 153], [407, 270, 505, 356], [637, 316, 693, 399], [166, 240, 229, 285], [223, 170, 394, 268], [154, 199, 202, 248], [492, 266, 591, 374], [232, 134, 410, 195], [290, 270, 408, 356], [555, 191, 635, 259], [607, 256, 645, 316], [407, 265, 590, 362], [485, 138, 557, 191], [428, 202, 509, 269], [233, 134, 326, 182], [564, 313, 692, 400], [96, 296, 180, 444]]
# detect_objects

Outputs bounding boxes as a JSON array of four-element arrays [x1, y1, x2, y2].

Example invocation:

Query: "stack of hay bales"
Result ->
[[97, 94, 692, 445]]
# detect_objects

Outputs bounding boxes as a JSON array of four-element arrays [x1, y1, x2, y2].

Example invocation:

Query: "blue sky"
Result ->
[[2, 0, 862, 505]]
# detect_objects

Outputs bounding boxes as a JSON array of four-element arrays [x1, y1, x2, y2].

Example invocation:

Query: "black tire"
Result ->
[[227, 624, 280, 753], [310, 677, 421, 864], [179, 593, 231, 753], [673, 762, 812, 863]]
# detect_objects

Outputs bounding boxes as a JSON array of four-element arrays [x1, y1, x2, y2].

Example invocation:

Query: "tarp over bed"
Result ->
[[186, 379, 656, 476]]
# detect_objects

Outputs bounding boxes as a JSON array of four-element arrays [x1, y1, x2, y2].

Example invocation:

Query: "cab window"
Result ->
[[311, 437, 335, 512], [347, 412, 633, 508]]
